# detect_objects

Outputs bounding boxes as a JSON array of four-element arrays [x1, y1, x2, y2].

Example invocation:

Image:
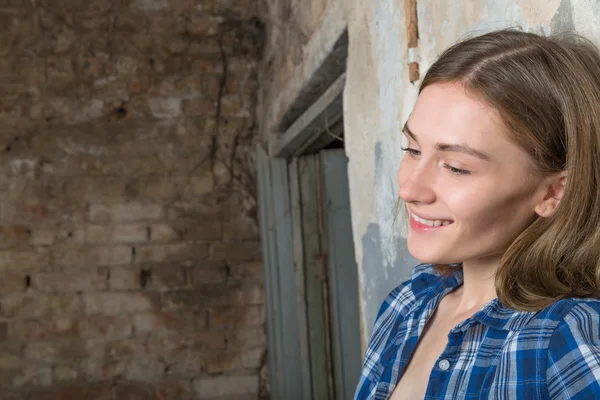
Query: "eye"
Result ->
[[444, 164, 471, 175], [401, 147, 421, 157]]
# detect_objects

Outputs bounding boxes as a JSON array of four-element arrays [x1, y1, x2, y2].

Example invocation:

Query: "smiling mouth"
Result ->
[[411, 212, 453, 227]]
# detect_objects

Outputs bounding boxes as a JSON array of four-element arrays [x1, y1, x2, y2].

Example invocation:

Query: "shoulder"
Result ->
[[359, 264, 443, 378], [374, 263, 446, 323], [544, 298, 600, 399]]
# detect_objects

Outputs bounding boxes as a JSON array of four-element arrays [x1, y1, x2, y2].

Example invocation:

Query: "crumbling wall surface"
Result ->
[[0, 0, 265, 399], [258, 0, 344, 139]]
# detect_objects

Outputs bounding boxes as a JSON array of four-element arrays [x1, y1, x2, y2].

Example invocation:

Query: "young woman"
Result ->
[[354, 29, 600, 399]]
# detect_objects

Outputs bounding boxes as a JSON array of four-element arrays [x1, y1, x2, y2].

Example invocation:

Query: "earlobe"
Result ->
[[534, 171, 567, 218]]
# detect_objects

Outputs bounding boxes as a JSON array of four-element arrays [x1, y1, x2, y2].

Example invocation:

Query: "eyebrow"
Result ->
[[402, 122, 491, 161]]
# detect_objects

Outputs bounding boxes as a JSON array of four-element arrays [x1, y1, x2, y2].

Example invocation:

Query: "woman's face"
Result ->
[[398, 82, 545, 265]]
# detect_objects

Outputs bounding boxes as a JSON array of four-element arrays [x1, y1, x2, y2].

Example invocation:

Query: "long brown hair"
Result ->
[[420, 29, 600, 311]]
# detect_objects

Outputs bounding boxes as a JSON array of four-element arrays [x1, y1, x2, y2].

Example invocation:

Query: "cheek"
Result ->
[[446, 182, 535, 228]]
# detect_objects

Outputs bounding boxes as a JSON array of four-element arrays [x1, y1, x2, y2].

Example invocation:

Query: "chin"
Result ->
[[407, 242, 459, 265]]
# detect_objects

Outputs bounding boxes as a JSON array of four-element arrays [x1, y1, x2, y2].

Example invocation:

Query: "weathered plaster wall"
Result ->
[[259, 0, 345, 140], [345, 0, 600, 347]]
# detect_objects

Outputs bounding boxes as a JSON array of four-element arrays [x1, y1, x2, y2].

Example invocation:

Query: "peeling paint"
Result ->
[[551, 0, 575, 33]]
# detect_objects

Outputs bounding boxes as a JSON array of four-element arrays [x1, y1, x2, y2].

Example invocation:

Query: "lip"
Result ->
[[408, 209, 454, 233]]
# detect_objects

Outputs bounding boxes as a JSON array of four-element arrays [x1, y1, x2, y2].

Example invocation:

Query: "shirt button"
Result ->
[[438, 359, 450, 371]]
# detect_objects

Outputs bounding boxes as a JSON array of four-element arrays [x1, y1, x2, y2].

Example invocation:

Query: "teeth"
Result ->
[[412, 213, 451, 227]]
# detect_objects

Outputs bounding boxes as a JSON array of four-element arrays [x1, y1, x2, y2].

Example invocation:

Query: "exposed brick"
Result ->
[[0, 292, 83, 319], [0, 248, 50, 271], [210, 241, 261, 262], [189, 261, 227, 284], [82, 292, 159, 315], [11, 364, 53, 387], [32, 267, 109, 292], [113, 381, 193, 400], [78, 315, 134, 339], [9, 315, 132, 341], [148, 223, 178, 242], [193, 374, 259, 397], [52, 364, 79, 384], [9, 317, 79, 342], [112, 224, 149, 243], [228, 261, 263, 284], [134, 242, 209, 263], [222, 217, 258, 240], [89, 203, 164, 222], [132, 310, 204, 335], [148, 97, 182, 118], [0, 225, 31, 248], [24, 340, 87, 364], [208, 305, 264, 329], [231, 326, 267, 349], [0, 0, 264, 393], [205, 346, 264, 373], [172, 219, 222, 241], [54, 245, 132, 268], [30, 383, 112, 400]]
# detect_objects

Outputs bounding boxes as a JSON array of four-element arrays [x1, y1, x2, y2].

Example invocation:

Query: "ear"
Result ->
[[534, 171, 568, 218]]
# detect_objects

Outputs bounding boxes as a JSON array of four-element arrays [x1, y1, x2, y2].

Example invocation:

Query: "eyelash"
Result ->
[[400, 147, 472, 176]]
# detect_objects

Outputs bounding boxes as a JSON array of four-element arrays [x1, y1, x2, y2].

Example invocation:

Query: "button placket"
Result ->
[[438, 359, 451, 371]]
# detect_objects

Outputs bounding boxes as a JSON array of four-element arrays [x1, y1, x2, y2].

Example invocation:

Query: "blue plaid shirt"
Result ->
[[354, 263, 600, 399]]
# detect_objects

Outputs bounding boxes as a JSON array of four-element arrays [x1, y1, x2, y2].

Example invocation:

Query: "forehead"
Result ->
[[408, 82, 509, 150]]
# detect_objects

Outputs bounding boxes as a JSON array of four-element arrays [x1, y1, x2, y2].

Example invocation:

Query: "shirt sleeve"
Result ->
[[546, 301, 600, 399]]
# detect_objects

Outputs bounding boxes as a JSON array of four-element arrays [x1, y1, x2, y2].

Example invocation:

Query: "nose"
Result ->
[[397, 161, 436, 204]]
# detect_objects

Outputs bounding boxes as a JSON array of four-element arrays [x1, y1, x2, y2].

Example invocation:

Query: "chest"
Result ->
[[372, 321, 549, 400], [389, 310, 473, 400]]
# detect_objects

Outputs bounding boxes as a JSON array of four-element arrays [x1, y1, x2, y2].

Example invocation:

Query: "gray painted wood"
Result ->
[[255, 144, 284, 398], [299, 155, 333, 400], [271, 74, 346, 158], [289, 159, 313, 400], [270, 156, 306, 399], [321, 149, 362, 399]]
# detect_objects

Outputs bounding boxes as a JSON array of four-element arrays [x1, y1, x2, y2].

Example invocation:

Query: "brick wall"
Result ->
[[0, 0, 265, 399]]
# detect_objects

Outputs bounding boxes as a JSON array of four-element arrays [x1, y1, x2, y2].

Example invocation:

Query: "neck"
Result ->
[[453, 256, 499, 311]]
